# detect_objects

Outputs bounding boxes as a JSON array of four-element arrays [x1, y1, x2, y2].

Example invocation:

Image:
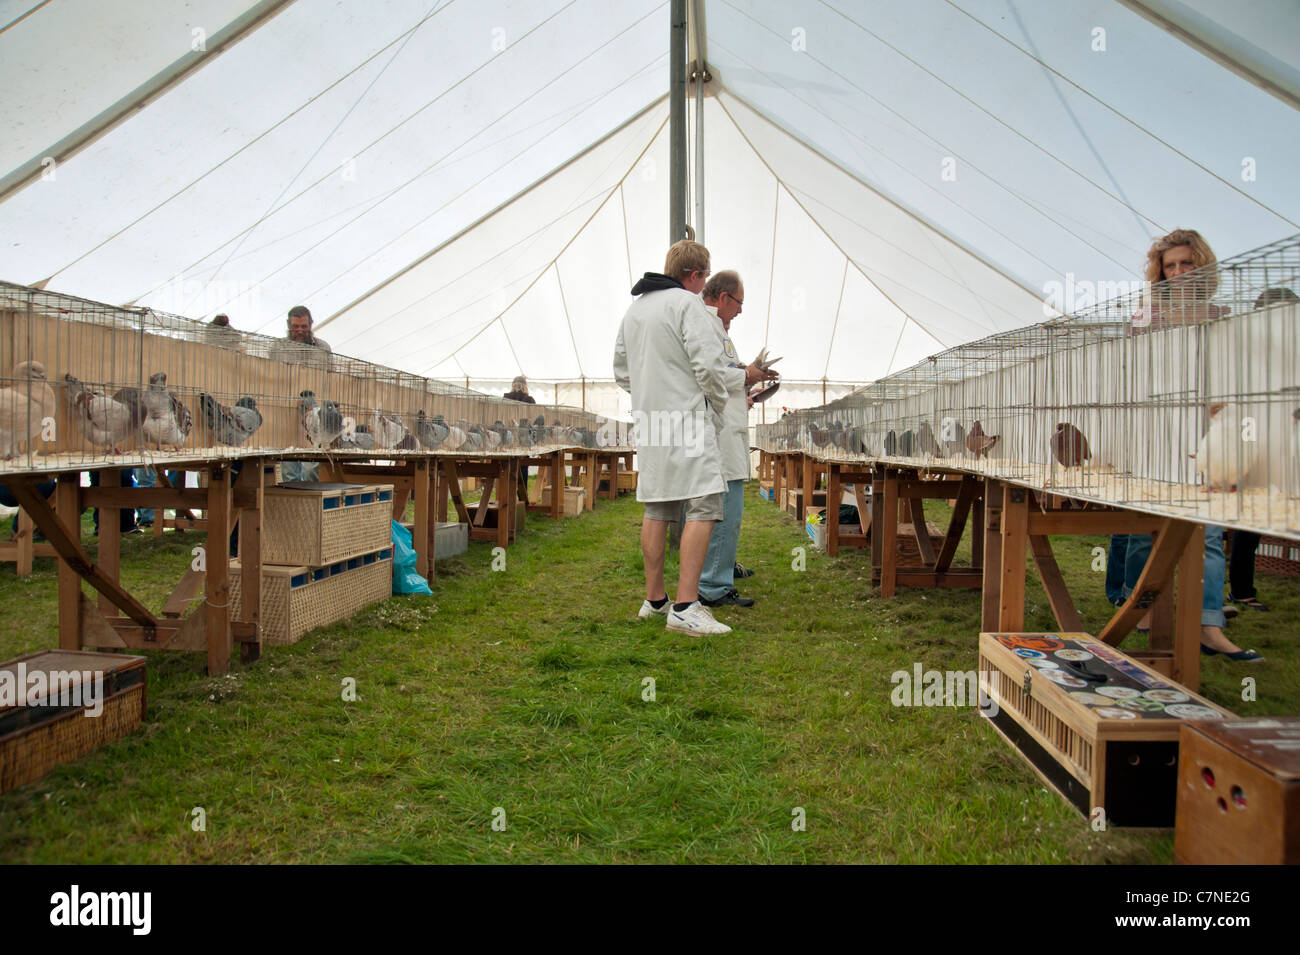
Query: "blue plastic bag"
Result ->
[[390, 520, 433, 595]]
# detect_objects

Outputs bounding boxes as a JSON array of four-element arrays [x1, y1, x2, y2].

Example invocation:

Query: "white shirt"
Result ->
[[613, 288, 730, 502], [706, 305, 750, 482]]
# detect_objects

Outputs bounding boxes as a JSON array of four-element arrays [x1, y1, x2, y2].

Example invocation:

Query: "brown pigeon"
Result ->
[[966, 420, 999, 458], [1050, 422, 1090, 467]]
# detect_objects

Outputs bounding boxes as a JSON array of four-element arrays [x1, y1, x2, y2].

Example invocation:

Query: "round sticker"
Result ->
[[1143, 689, 1189, 704], [1055, 649, 1094, 662], [1096, 686, 1142, 699], [1095, 707, 1138, 720], [997, 634, 1065, 653], [1027, 658, 1060, 669], [1013, 648, 1046, 659], [1118, 698, 1167, 713], [1069, 692, 1113, 707], [1165, 703, 1224, 720], [1040, 669, 1088, 688]]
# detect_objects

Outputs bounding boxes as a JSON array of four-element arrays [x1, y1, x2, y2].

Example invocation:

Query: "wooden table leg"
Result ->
[[981, 479, 1003, 632], [1175, 523, 1205, 689], [96, 468, 121, 619], [881, 468, 898, 597], [827, 463, 841, 556], [998, 484, 1029, 631], [205, 464, 231, 675], [414, 459, 431, 582], [236, 462, 264, 663], [55, 473, 81, 651]]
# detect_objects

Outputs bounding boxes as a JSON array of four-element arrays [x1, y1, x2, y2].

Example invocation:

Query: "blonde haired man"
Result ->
[[615, 242, 725, 633]]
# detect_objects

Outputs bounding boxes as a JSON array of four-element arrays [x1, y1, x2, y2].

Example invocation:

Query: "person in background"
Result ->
[[504, 376, 536, 485], [1117, 229, 1261, 661], [133, 467, 185, 529], [277, 305, 332, 483], [696, 270, 764, 608]]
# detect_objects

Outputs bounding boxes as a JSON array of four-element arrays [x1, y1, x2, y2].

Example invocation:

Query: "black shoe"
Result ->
[[701, 589, 755, 608], [733, 562, 754, 579]]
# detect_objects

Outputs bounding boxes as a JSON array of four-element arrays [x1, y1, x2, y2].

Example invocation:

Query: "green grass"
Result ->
[[0, 487, 1296, 863]]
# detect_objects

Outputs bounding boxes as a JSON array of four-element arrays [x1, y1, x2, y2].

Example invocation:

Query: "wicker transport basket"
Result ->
[[263, 483, 394, 565], [230, 547, 393, 646], [0, 650, 147, 794]]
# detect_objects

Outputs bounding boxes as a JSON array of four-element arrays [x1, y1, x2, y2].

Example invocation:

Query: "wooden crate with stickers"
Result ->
[[979, 632, 1232, 827]]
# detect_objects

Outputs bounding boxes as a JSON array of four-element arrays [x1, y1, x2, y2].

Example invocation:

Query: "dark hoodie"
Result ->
[[630, 272, 685, 296]]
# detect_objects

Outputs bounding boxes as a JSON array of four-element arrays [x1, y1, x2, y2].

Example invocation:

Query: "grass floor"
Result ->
[[0, 486, 1296, 863]]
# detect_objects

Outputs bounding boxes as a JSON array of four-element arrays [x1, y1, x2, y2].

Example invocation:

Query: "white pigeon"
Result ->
[[142, 371, 192, 450], [371, 408, 410, 449], [1192, 404, 1260, 491], [65, 374, 143, 453], [0, 361, 56, 459]]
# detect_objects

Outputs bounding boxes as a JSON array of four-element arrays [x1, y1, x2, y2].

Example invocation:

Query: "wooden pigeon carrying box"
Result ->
[[979, 632, 1232, 827], [0, 650, 147, 794], [263, 482, 394, 566], [1174, 718, 1300, 864], [230, 547, 393, 646]]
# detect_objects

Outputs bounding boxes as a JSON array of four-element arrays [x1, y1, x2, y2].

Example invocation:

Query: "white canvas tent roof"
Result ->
[[2, 0, 1297, 418]]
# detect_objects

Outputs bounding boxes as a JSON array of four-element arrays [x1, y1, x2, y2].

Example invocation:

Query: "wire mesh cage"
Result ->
[[755, 234, 1300, 539], [0, 282, 612, 475]]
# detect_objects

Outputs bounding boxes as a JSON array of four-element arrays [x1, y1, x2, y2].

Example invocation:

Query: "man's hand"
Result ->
[[744, 362, 778, 388]]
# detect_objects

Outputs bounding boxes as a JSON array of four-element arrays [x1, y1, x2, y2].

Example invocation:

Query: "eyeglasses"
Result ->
[[725, 291, 744, 307], [693, 269, 711, 278]]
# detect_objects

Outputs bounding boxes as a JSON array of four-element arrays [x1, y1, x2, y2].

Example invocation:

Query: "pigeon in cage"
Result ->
[[518, 418, 537, 447], [1050, 422, 1091, 468], [0, 361, 57, 459], [1192, 404, 1259, 492], [966, 420, 999, 458], [336, 423, 376, 451], [942, 420, 967, 457], [847, 425, 867, 456], [897, 429, 915, 457], [141, 372, 193, 451], [299, 390, 344, 449], [370, 409, 410, 450], [489, 420, 513, 448], [461, 423, 485, 452], [416, 410, 449, 450], [915, 421, 940, 457], [443, 418, 466, 451], [884, 429, 897, 455], [64, 374, 143, 453], [198, 393, 262, 446]]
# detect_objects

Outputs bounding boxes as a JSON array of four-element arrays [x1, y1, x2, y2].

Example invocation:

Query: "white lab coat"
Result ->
[[705, 305, 750, 482], [613, 288, 730, 502]]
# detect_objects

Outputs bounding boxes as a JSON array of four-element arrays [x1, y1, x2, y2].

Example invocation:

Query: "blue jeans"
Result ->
[[280, 461, 319, 483], [1105, 534, 1129, 605], [1121, 527, 1225, 627], [133, 468, 183, 524], [699, 480, 744, 601]]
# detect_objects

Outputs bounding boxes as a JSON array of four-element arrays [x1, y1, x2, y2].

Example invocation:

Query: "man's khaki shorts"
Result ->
[[644, 493, 723, 523]]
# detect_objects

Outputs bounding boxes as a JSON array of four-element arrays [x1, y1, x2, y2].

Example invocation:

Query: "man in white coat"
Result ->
[[697, 271, 759, 608], [613, 241, 767, 635]]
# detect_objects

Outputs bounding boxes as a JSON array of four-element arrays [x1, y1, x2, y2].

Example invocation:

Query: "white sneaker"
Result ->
[[666, 601, 732, 635], [638, 598, 671, 619]]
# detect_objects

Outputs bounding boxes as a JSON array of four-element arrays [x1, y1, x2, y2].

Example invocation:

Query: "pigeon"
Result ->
[[489, 420, 512, 448], [0, 361, 56, 459], [299, 390, 343, 449], [337, 424, 376, 451], [1050, 422, 1091, 468], [884, 430, 898, 455], [371, 409, 410, 450], [915, 421, 940, 457], [898, 430, 915, 457], [942, 420, 967, 457], [141, 371, 192, 451], [64, 374, 142, 453], [416, 410, 449, 450], [517, 418, 537, 447], [462, 423, 485, 452], [966, 420, 999, 458], [444, 420, 467, 451], [1192, 404, 1258, 491], [811, 424, 831, 448], [199, 393, 262, 446], [847, 425, 867, 456]]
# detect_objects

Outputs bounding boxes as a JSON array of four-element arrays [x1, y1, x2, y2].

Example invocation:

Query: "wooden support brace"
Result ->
[[1097, 520, 1195, 647], [1028, 534, 1084, 632], [997, 484, 1029, 631], [934, 477, 977, 573]]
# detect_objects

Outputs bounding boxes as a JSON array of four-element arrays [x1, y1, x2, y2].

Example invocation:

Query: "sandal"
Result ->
[[1228, 593, 1270, 611]]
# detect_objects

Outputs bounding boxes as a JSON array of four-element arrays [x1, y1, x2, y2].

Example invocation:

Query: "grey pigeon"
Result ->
[[371, 409, 411, 449], [142, 371, 192, 450], [337, 423, 376, 451], [199, 393, 262, 446], [884, 430, 897, 456], [299, 390, 343, 448], [915, 421, 940, 457], [416, 410, 449, 450]]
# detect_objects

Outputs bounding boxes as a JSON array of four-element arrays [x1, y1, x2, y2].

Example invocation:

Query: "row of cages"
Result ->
[[0, 282, 633, 474], [756, 234, 1300, 538]]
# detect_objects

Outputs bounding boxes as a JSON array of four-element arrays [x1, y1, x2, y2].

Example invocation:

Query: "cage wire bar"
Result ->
[[755, 234, 1300, 540], [0, 281, 627, 477]]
